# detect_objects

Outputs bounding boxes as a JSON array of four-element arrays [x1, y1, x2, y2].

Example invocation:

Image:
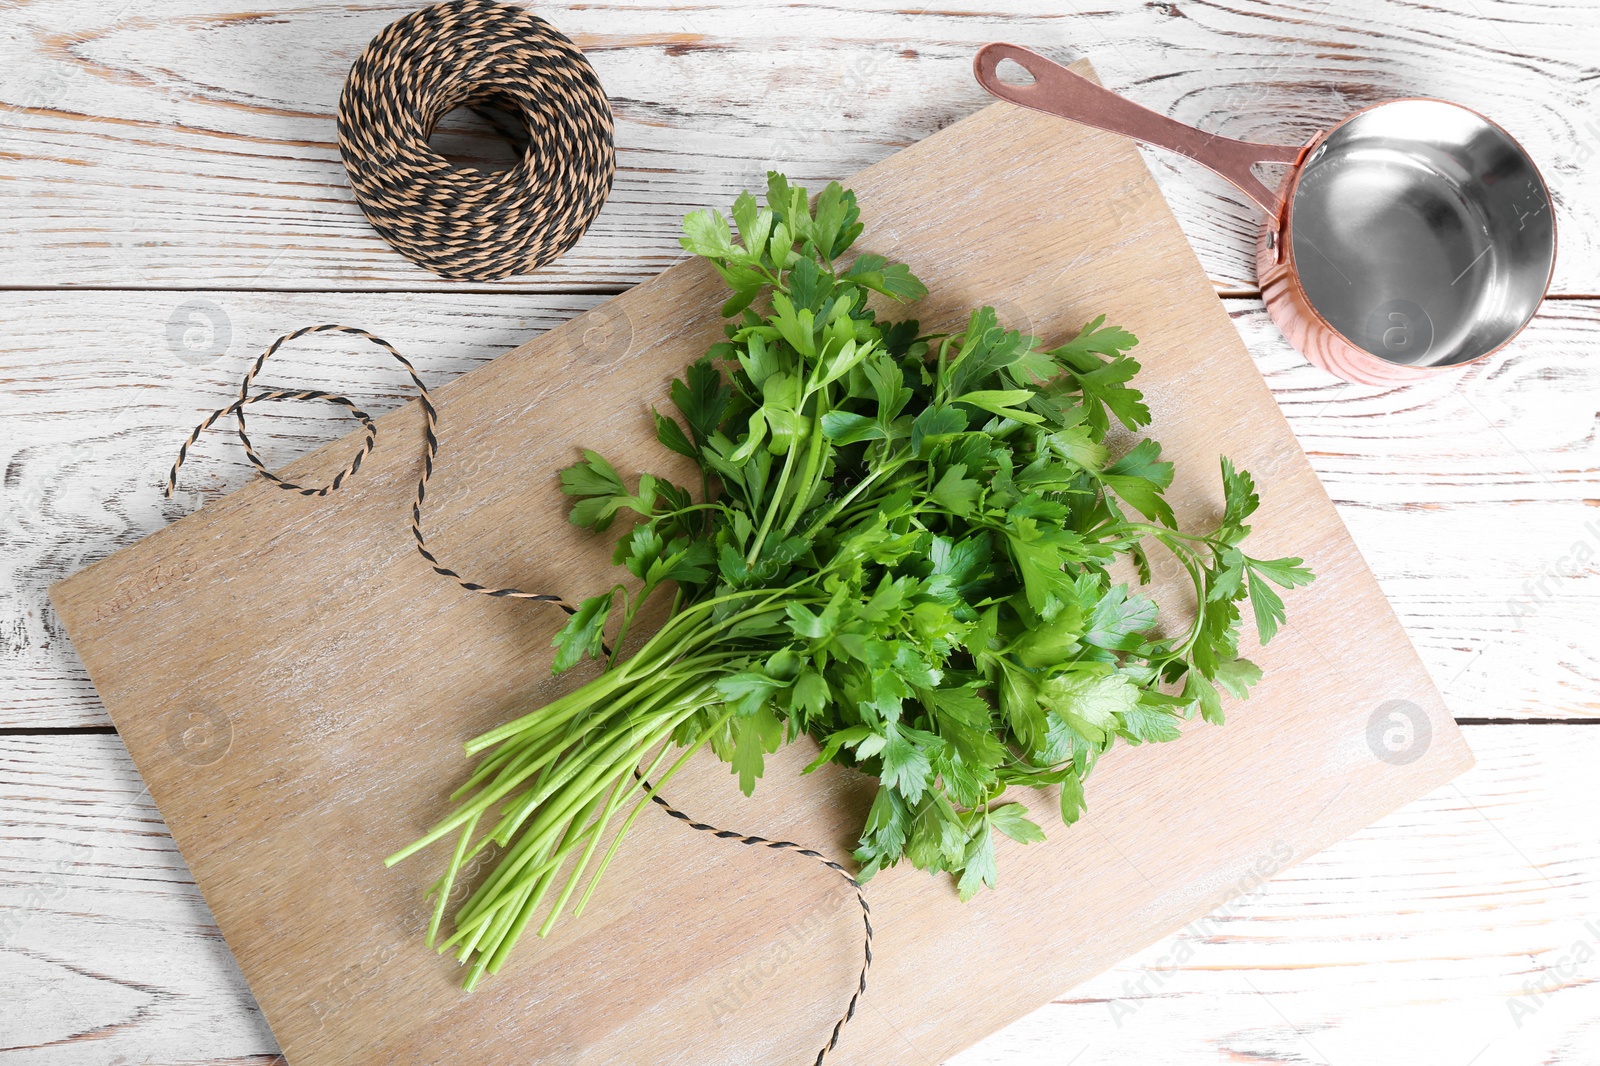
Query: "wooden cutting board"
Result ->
[[50, 64, 1472, 1066]]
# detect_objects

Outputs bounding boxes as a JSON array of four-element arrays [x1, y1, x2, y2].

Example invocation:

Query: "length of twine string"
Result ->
[[165, 324, 871, 1064]]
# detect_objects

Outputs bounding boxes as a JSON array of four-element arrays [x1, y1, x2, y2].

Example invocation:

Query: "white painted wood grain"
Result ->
[[1, 726, 1594, 1064], [0, 735, 278, 1063], [1, 3, 1597, 1062], [951, 724, 1600, 1066], [4, 292, 1595, 728], [1231, 304, 1600, 724], [0, 291, 595, 729], [0, 0, 1592, 294]]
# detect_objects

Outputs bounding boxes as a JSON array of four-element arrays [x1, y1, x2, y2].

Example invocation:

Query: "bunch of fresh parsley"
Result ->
[[389, 173, 1313, 989]]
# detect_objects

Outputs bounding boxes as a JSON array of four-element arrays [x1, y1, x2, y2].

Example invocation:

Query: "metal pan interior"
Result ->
[[1287, 99, 1555, 368]]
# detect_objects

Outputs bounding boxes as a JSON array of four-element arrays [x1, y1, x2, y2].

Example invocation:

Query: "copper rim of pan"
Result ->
[[972, 43, 1558, 387], [1258, 98, 1558, 385]]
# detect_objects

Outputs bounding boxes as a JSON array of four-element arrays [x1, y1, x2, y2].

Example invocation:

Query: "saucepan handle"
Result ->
[[974, 42, 1303, 217]]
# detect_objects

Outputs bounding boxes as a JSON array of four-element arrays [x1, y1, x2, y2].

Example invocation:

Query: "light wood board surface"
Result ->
[[5, 1, 1598, 1063], [5, 724, 1588, 1066], [47, 89, 1471, 1064]]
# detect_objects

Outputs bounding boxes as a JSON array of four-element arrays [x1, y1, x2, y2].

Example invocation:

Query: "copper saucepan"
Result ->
[[974, 43, 1556, 386]]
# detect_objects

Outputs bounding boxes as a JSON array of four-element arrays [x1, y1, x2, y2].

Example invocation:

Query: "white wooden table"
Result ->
[[2, 1, 1597, 1063]]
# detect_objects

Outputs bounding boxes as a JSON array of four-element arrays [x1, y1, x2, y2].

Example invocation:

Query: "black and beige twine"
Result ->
[[639, 773, 874, 1064], [335, 0, 615, 280], [166, 324, 872, 1061], [164, 4, 872, 1056]]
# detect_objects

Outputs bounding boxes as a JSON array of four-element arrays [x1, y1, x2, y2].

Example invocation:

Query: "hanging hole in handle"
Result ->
[[1250, 160, 1292, 188], [993, 58, 1037, 87]]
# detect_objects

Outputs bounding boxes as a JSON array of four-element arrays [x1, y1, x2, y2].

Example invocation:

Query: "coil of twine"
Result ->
[[336, 0, 615, 281]]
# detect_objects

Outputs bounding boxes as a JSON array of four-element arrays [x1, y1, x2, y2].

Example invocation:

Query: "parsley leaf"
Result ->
[[551, 592, 612, 673]]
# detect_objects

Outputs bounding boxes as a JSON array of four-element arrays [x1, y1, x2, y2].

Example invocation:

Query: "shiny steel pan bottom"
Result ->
[[1287, 100, 1555, 369]]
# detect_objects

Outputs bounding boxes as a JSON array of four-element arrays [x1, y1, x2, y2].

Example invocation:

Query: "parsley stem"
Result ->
[[608, 583, 635, 669], [746, 425, 803, 565], [777, 391, 831, 541], [800, 459, 915, 540], [528, 768, 634, 944], [454, 694, 707, 931], [1111, 520, 1222, 547], [572, 703, 737, 920], [425, 811, 480, 949], [481, 784, 610, 979], [462, 665, 638, 755]]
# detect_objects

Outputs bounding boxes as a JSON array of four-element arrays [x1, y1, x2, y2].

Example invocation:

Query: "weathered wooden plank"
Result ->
[[0, 734, 279, 1063], [0, 0, 1591, 293], [0, 8, 1591, 1066], [1230, 303, 1600, 723], [41, 94, 1473, 1066], [952, 724, 1600, 1066], [4, 292, 1594, 728], [1, 725, 1592, 1064], [0, 290, 597, 729]]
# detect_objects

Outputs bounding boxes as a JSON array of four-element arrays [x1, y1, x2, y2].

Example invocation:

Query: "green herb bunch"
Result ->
[[389, 173, 1313, 989]]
